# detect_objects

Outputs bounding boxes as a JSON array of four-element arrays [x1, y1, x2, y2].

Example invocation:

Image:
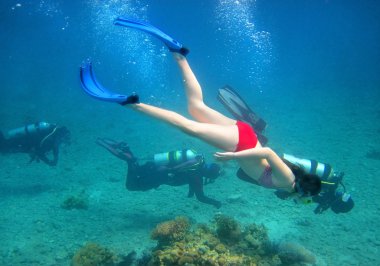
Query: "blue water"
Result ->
[[1, 0, 379, 265]]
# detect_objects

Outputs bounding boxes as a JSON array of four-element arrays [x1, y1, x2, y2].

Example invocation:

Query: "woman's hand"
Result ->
[[214, 151, 236, 161]]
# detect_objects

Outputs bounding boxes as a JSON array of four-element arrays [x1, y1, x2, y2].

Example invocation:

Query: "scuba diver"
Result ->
[[274, 154, 354, 214], [0, 122, 70, 166], [217, 86, 354, 214], [96, 138, 223, 208]]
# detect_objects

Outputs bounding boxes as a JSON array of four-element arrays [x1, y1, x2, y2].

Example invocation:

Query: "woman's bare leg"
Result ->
[[173, 53, 236, 126], [128, 103, 238, 151]]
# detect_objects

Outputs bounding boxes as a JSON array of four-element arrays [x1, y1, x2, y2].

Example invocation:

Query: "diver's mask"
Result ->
[[293, 179, 313, 205], [293, 195, 313, 205], [203, 163, 222, 185]]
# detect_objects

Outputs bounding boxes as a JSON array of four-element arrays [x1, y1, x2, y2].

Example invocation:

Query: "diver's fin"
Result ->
[[96, 138, 134, 162], [79, 62, 138, 104], [218, 85, 268, 145], [114, 17, 189, 56], [218, 85, 267, 132]]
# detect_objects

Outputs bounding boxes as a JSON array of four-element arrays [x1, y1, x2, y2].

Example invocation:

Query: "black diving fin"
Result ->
[[217, 85, 268, 145]]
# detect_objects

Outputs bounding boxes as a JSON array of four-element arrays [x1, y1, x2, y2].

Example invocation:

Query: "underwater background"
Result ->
[[0, 0, 379, 265]]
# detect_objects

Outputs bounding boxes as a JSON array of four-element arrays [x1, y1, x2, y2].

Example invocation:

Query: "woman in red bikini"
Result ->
[[80, 18, 321, 199], [125, 52, 321, 198]]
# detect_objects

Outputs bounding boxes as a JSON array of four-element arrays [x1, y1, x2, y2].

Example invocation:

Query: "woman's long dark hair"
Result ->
[[283, 159, 322, 196]]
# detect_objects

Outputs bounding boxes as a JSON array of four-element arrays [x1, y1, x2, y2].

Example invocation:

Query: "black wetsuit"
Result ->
[[125, 156, 221, 208], [312, 180, 354, 214]]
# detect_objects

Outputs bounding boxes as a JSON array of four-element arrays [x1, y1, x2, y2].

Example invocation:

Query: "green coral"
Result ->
[[71, 242, 117, 266], [61, 190, 89, 210]]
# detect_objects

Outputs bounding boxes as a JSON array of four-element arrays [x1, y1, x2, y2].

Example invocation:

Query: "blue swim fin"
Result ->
[[114, 17, 189, 56], [80, 62, 138, 104]]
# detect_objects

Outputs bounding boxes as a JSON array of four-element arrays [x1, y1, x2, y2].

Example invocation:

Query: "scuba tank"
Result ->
[[153, 149, 197, 166], [4, 122, 54, 140], [283, 153, 333, 179]]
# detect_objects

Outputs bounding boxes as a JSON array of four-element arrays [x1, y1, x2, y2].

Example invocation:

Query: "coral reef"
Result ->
[[238, 223, 272, 256], [151, 216, 191, 246], [150, 225, 258, 265], [61, 190, 89, 210], [214, 214, 242, 243], [71, 242, 117, 266], [69, 215, 316, 266], [148, 215, 284, 266], [214, 214, 272, 257]]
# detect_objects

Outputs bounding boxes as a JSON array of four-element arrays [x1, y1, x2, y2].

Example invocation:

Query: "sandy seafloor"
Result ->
[[1, 0, 380, 265], [1, 87, 379, 266]]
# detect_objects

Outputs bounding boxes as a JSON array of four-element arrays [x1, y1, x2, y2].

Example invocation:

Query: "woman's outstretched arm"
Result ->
[[214, 147, 273, 160], [214, 148, 294, 182]]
